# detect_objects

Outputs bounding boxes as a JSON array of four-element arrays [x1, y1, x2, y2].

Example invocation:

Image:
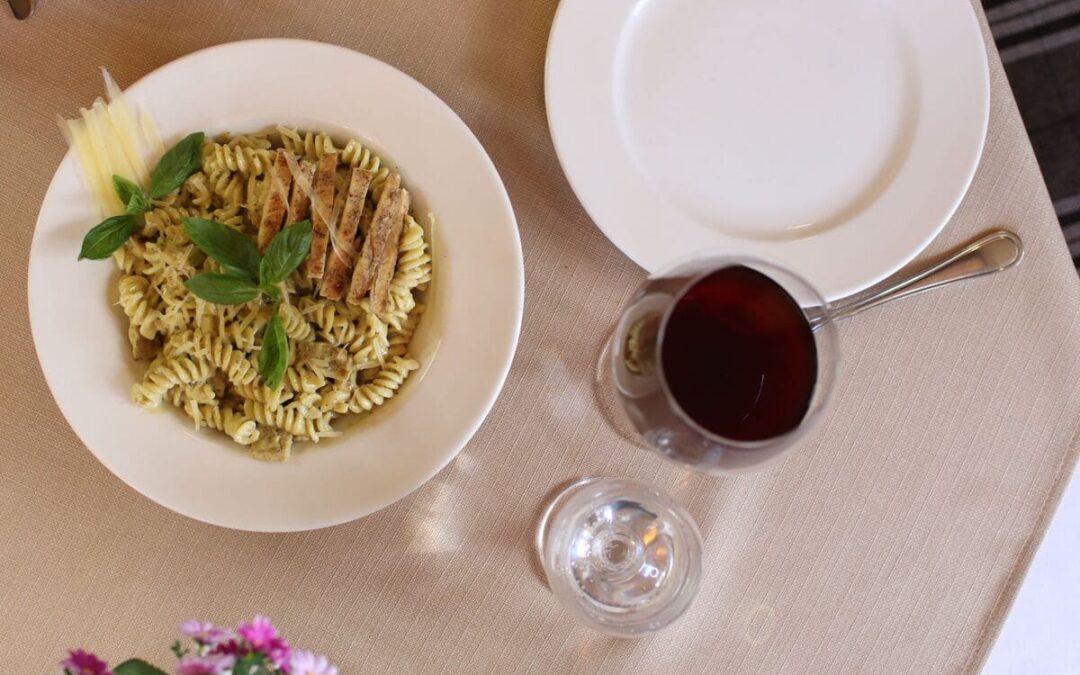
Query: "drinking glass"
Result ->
[[599, 257, 838, 474], [536, 476, 703, 637]]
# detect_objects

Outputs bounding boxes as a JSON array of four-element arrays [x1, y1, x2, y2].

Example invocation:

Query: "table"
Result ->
[[2, 1, 1078, 673], [984, 467, 1080, 673]]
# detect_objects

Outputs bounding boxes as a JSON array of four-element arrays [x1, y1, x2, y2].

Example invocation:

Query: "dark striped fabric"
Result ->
[[986, 0, 1080, 265]]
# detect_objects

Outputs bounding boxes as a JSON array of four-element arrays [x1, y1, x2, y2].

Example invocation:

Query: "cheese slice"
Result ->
[[59, 68, 163, 217]]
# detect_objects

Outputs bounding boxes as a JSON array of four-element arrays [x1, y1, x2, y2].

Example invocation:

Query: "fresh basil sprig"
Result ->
[[260, 222, 313, 287], [184, 273, 262, 305], [182, 217, 261, 281], [78, 214, 136, 260], [258, 314, 289, 390], [78, 131, 204, 261], [149, 131, 204, 199], [112, 175, 147, 215], [181, 217, 313, 389]]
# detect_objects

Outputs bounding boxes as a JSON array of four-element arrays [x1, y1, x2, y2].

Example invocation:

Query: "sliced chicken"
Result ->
[[257, 149, 294, 251], [346, 173, 408, 314], [320, 168, 374, 301], [305, 152, 339, 279], [368, 188, 410, 316], [346, 173, 403, 305], [285, 159, 317, 225]]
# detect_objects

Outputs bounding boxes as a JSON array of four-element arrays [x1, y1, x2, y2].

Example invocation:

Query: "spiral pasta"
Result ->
[[113, 239, 146, 274], [132, 355, 212, 408], [193, 401, 261, 445], [182, 172, 213, 209], [119, 127, 428, 460], [143, 203, 199, 241], [201, 141, 274, 177], [197, 333, 261, 386], [297, 295, 350, 342], [118, 275, 160, 340], [231, 379, 289, 409], [283, 364, 327, 394], [278, 302, 314, 342], [242, 398, 332, 440], [347, 357, 419, 413], [390, 215, 432, 301]]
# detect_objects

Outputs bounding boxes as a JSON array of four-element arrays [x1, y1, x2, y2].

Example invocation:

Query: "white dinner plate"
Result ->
[[28, 40, 523, 532], [546, 0, 989, 300]]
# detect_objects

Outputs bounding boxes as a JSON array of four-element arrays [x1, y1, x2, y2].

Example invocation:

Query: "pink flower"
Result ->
[[175, 653, 234, 675], [266, 636, 291, 671], [289, 651, 338, 675], [237, 615, 279, 651], [60, 650, 114, 675], [209, 639, 240, 657], [180, 620, 232, 647]]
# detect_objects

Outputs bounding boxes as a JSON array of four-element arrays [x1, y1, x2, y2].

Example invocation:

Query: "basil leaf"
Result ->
[[112, 174, 147, 215], [182, 217, 261, 282], [149, 131, 204, 199], [258, 313, 289, 390], [184, 273, 261, 305], [261, 282, 282, 303], [259, 219, 313, 286], [78, 214, 135, 260], [114, 659, 169, 675]]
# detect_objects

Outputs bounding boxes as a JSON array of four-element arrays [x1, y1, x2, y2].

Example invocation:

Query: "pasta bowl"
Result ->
[[27, 40, 523, 531]]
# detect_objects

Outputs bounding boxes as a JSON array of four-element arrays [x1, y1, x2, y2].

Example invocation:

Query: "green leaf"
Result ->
[[259, 220, 313, 286], [114, 659, 169, 675], [78, 214, 135, 260], [169, 639, 187, 659], [185, 273, 261, 305], [182, 217, 261, 282], [112, 174, 147, 215], [261, 282, 282, 303], [233, 652, 272, 675], [149, 131, 204, 199], [258, 313, 289, 390]]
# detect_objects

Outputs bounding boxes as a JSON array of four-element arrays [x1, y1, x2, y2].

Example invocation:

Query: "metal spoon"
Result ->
[[814, 230, 1023, 327]]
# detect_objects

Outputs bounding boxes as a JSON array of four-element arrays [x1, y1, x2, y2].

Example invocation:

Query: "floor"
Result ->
[[985, 0, 1080, 265]]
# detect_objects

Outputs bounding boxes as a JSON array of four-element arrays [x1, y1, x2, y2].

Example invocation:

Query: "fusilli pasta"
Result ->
[[121, 127, 430, 460]]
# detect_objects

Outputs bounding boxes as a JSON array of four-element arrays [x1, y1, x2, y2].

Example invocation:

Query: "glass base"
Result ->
[[536, 476, 702, 638], [592, 332, 650, 450]]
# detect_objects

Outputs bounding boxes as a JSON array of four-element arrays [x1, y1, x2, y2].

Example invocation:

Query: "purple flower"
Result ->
[[289, 651, 338, 675], [180, 620, 233, 647], [60, 650, 114, 675], [175, 654, 234, 675], [237, 615, 279, 651]]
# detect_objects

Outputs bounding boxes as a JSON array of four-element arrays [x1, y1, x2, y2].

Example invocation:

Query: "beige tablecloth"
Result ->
[[2, 2, 1078, 673]]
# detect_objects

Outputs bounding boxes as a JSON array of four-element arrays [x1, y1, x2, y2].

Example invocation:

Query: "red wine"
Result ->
[[660, 266, 817, 442]]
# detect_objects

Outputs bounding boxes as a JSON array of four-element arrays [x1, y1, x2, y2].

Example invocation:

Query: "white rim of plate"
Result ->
[[545, 0, 989, 300], [28, 39, 524, 531]]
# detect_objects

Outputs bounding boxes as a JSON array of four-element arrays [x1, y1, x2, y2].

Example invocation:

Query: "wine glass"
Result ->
[[536, 476, 703, 637], [598, 257, 839, 474]]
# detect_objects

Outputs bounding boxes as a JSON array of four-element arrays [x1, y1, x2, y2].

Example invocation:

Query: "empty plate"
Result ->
[[546, 0, 989, 300]]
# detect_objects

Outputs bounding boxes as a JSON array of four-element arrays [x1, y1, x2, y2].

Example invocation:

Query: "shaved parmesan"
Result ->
[[59, 68, 164, 217]]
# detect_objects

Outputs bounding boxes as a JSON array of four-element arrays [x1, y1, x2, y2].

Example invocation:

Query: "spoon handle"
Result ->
[[827, 230, 1023, 324], [8, 0, 34, 19]]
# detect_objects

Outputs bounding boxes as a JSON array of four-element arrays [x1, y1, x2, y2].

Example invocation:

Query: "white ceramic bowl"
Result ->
[[28, 40, 524, 532]]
